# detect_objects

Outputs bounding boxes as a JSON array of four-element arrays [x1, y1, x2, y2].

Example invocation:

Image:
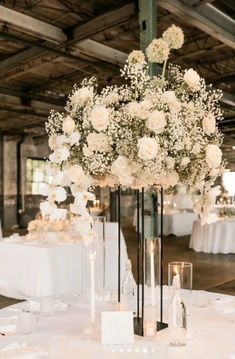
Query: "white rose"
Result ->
[[87, 132, 110, 152], [162, 91, 176, 104], [184, 69, 200, 91], [90, 106, 109, 131], [202, 113, 216, 135], [181, 157, 190, 167], [70, 87, 93, 107], [67, 165, 85, 184], [62, 116, 75, 135], [127, 50, 145, 65], [127, 102, 140, 118], [138, 137, 158, 160], [162, 25, 184, 50], [147, 110, 166, 134], [146, 38, 170, 63], [105, 92, 119, 105], [111, 156, 132, 177], [83, 145, 93, 157], [206, 144, 222, 168]]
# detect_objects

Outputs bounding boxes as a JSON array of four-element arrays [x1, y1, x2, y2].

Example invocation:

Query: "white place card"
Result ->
[[101, 311, 134, 345]]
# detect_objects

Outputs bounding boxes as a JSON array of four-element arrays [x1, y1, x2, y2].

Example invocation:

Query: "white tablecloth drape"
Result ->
[[0, 290, 235, 358], [190, 219, 235, 254], [0, 222, 128, 299], [133, 210, 197, 236]]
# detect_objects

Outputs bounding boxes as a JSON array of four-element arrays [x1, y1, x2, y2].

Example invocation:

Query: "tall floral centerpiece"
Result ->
[[41, 25, 225, 232]]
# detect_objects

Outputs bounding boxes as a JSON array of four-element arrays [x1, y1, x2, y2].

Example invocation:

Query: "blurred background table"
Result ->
[[190, 219, 235, 254], [0, 222, 128, 299]]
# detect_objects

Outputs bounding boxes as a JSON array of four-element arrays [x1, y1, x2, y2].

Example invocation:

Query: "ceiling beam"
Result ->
[[0, 2, 135, 76], [0, 5, 67, 44], [72, 3, 136, 43], [158, 0, 235, 50], [0, 86, 65, 107], [75, 39, 128, 66], [221, 92, 235, 108], [0, 89, 64, 116]]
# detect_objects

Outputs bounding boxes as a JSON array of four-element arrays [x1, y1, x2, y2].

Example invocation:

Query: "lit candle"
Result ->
[[150, 241, 155, 306], [173, 267, 181, 289], [90, 251, 96, 322]]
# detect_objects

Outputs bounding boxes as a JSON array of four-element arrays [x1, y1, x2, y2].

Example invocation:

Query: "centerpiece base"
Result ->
[[134, 317, 168, 336]]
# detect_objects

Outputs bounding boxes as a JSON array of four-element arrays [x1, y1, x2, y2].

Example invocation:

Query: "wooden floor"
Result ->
[[123, 226, 235, 295], [1, 225, 235, 309]]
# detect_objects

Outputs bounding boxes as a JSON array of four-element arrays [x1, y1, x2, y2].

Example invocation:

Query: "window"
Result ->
[[26, 158, 48, 195], [223, 172, 235, 196]]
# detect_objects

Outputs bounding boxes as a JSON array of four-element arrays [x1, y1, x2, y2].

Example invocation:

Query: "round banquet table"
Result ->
[[190, 219, 235, 254], [0, 290, 235, 358]]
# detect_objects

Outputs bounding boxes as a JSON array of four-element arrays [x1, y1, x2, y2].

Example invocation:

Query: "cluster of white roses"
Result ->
[[42, 24, 225, 226]]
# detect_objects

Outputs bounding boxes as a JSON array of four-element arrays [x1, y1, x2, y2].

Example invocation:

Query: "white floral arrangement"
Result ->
[[27, 218, 69, 233], [41, 24, 225, 226]]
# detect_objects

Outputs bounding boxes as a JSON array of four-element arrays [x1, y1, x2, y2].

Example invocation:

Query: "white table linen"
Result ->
[[0, 290, 235, 358], [190, 219, 235, 254], [0, 222, 128, 299], [133, 210, 197, 236]]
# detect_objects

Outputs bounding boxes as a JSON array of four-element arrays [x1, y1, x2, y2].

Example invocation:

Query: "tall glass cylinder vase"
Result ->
[[82, 216, 106, 323]]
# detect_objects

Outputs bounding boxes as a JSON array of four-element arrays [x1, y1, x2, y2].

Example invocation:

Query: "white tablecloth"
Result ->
[[190, 219, 235, 254], [133, 211, 197, 236], [0, 222, 128, 299], [0, 290, 235, 358]]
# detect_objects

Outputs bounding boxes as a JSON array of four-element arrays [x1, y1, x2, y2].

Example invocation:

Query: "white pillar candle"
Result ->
[[90, 251, 96, 322], [150, 241, 155, 306]]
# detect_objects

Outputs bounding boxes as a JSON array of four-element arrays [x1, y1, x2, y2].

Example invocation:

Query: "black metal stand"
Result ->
[[133, 187, 168, 336], [117, 186, 121, 302], [116, 187, 167, 335]]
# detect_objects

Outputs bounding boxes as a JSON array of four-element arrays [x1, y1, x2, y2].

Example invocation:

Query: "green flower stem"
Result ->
[[161, 60, 167, 87]]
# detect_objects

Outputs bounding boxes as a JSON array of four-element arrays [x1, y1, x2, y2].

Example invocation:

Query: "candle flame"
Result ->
[[174, 266, 179, 275], [150, 241, 154, 252], [89, 250, 96, 260]]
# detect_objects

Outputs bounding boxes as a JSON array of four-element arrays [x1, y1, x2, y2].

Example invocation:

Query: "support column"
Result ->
[[3, 136, 18, 228], [0, 135, 3, 226], [138, 0, 157, 76]]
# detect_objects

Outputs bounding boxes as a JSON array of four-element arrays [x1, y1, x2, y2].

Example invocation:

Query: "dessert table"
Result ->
[[0, 222, 128, 299], [133, 210, 197, 236], [0, 290, 235, 358], [190, 219, 235, 254]]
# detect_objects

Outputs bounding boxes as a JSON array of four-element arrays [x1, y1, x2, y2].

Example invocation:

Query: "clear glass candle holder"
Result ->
[[17, 312, 35, 335], [168, 262, 193, 313]]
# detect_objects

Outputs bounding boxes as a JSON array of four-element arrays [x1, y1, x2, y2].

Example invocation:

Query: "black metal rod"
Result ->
[[160, 187, 164, 324], [136, 189, 140, 318], [118, 186, 121, 302], [141, 187, 145, 336]]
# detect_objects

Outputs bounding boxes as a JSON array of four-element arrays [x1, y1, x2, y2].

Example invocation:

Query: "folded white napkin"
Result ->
[[28, 300, 68, 312], [0, 316, 17, 334], [0, 342, 48, 358]]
